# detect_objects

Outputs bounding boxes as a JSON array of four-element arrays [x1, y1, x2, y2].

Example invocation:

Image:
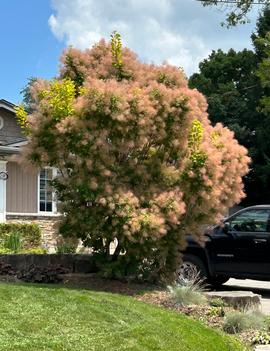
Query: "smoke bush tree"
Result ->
[[17, 33, 250, 281]]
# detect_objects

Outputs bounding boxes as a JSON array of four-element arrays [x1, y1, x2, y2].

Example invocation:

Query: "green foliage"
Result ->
[[20, 77, 38, 113], [56, 236, 78, 254], [4, 232, 22, 253], [168, 278, 207, 307], [252, 331, 270, 345], [0, 223, 41, 252], [189, 48, 258, 149], [189, 10, 270, 206], [209, 298, 228, 308], [15, 104, 28, 133], [111, 31, 123, 72], [223, 310, 265, 334], [264, 316, 270, 331], [0, 248, 13, 254], [39, 79, 75, 121], [56, 243, 77, 254], [188, 119, 204, 149], [208, 306, 225, 318], [200, 0, 270, 27], [110, 31, 132, 80]]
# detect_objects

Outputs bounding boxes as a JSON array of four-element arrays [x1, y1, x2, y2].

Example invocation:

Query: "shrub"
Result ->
[[18, 32, 250, 281], [0, 261, 16, 275], [223, 310, 265, 334], [168, 277, 207, 306], [17, 265, 70, 284], [0, 223, 41, 250], [209, 298, 228, 308], [208, 306, 225, 318], [56, 236, 78, 254]]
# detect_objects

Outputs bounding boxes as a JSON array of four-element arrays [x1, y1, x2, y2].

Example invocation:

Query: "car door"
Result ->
[[207, 208, 270, 276]]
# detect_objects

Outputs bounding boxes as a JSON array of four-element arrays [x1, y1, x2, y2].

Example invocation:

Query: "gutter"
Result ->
[[0, 103, 15, 113]]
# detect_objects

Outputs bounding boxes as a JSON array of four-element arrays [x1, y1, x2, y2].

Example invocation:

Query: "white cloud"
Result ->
[[49, 0, 259, 76]]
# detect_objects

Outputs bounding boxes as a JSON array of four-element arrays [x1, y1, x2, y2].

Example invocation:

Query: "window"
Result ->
[[39, 168, 57, 213], [228, 209, 270, 233]]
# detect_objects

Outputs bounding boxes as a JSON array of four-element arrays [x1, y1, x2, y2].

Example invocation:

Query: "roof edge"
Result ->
[[0, 99, 15, 113]]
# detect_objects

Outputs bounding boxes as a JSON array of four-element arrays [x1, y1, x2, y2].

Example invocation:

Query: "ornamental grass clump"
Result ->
[[4, 232, 22, 253], [168, 276, 207, 306], [223, 310, 265, 334], [16, 32, 250, 281]]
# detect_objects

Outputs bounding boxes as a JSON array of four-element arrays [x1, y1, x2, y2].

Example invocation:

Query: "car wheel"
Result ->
[[177, 254, 208, 284]]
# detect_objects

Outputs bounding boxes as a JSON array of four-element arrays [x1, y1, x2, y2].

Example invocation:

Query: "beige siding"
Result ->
[[0, 108, 24, 145], [6, 162, 38, 213]]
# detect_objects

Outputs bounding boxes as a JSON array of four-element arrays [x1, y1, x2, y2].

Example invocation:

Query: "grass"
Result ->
[[0, 282, 247, 351], [168, 276, 207, 307]]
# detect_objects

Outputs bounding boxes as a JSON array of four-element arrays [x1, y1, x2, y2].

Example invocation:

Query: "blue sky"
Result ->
[[0, 1, 64, 104], [0, 0, 262, 104]]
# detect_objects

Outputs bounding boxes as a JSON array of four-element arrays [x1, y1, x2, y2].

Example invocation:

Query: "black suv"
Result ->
[[180, 205, 270, 287]]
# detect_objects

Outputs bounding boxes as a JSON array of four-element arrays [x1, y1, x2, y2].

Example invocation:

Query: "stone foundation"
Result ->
[[6, 215, 61, 252]]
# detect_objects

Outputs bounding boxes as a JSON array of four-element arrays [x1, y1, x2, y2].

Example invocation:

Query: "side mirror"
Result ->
[[223, 222, 230, 234]]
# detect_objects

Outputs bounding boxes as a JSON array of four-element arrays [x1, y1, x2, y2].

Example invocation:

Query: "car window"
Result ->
[[228, 209, 270, 233]]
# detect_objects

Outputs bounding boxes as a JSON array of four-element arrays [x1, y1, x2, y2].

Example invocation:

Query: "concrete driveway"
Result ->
[[223, 279, 270, 314]]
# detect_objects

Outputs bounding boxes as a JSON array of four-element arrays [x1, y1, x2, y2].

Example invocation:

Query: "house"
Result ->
[[0, 99, 59, 249]]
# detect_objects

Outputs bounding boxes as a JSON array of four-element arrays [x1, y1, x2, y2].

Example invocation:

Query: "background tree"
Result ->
[[189, 7, 270, 205], [199, 0, 269, 26], [17, 33, 249, 281]]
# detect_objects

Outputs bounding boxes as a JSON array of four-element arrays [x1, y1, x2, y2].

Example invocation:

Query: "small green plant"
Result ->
[[0, 223, 41, 249], [168, 276, 207, 307], [223, 310, 265, 334], [56, 243, 77, 254], [56, 236, 78, 254], [0, 248, 13, 254], [208, 306, 225, 318], [263, 316, 270, 332], [4, 232, 22, 253], [209, 298, 227, 308], [252, 331, 270, 345]]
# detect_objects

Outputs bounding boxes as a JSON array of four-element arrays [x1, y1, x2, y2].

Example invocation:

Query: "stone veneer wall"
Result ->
[[6, 215, 61, 252]]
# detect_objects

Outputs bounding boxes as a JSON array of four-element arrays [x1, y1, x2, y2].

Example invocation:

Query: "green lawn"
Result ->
[[0, 283, 246, 351]]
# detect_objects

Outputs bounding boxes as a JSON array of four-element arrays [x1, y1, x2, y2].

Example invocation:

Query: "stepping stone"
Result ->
[[255, 346, 270, 351], [205, 290, 261, 309]]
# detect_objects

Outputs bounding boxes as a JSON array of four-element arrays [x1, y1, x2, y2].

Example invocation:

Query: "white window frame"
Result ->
[[37, 167, 58, 215]]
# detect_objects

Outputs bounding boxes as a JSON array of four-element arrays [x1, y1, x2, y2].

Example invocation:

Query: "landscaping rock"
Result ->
[[205, 291, 261, 309]]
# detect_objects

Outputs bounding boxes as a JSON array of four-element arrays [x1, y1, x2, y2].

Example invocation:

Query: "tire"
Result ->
[[177, 254, 208, 284], [207, 276, 229, 288]]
